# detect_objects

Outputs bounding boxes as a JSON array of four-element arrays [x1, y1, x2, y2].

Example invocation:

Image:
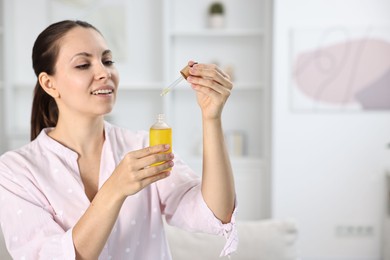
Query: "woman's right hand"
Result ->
[[110, 144, 174, 197]]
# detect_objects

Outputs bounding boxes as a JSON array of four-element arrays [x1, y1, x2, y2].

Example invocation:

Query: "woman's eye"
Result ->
[[104, 60, 115, 66], [75, 64, 90, 69]]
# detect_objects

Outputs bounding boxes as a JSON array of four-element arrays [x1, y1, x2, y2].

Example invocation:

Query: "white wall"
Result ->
[[272, 0, 390, 259]]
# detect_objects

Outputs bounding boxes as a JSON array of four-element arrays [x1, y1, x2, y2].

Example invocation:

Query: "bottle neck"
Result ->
[[157, 114, 165, 122]]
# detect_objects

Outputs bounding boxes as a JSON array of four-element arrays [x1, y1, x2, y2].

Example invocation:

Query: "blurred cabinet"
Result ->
[[163, 0, 272, 219], [0, 0, 272, 219]]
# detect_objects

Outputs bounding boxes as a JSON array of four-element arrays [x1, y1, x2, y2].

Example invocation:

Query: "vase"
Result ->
[[208, 14, 224, 29]]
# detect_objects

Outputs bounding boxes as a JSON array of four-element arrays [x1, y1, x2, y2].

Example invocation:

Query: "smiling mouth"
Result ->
[[91, 89, 114, 95]]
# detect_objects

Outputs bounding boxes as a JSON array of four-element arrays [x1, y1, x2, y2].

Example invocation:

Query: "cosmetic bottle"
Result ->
[[149, 114, 172, 167]]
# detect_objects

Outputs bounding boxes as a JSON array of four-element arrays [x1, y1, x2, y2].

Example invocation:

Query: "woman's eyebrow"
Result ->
[[70, 52, 92, 61], [102, 49, 112, 56], [70, 50, 112, 61]]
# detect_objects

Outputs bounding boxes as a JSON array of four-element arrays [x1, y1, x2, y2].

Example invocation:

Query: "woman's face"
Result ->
[[50, 26, 119, 119]]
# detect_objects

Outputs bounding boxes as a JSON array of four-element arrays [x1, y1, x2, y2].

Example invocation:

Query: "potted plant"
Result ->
[[208, 2, 225, 28]]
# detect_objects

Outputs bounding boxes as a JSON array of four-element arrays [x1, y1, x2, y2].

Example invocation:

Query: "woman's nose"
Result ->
[[95, 63, 111, 80]]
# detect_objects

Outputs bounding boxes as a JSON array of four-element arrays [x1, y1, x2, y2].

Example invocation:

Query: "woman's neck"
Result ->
[[48, 116, 105, 156]]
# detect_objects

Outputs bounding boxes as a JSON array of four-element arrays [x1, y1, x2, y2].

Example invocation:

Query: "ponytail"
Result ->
[[30, 81, 58, 140]]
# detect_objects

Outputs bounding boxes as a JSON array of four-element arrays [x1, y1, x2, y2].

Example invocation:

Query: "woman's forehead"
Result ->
[[58, 27, 108, 58]]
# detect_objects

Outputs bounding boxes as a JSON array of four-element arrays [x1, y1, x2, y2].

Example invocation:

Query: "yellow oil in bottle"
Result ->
[[149, 114, 172, 168]]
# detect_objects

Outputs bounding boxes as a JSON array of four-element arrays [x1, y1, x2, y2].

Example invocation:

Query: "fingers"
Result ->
[[131, 144, 170, 159], [188, 75, 231, 95], [190, 63, 231, 82], [187, 74, 232, 101], [138, 160, 173, 188], [141, 159, 174, 179], [114, 146, 174, 196], [187, 63, 233, 93], [188, 60, 198, 67], [144, 152, 174, 171], [125, 145, 173, 172], [140, 170, 171, 188], [215, 66, 231, 80]]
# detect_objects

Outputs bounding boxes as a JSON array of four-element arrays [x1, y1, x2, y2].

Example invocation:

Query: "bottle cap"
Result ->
[[180, 65, 190, 79], [180, 62, 197, 79]]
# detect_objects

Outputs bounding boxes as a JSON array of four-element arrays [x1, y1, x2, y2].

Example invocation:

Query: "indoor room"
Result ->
[[0, 0, 389, 259]]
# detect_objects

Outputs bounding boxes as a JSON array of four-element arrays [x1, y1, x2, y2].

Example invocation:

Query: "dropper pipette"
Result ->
[[160, 64, 193, 96], [160, 76, 184, 96]]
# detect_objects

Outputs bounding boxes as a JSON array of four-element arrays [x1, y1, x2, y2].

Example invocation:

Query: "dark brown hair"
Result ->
[[30, 20, 100, 140]]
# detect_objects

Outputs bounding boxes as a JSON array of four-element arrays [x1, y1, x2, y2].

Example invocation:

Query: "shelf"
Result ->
[[234, 82, 265, 90], [183, 156, 265, 177], [185, 155, 264, 165], [170, 28, 265, 37], [119, 82, 164, 90]]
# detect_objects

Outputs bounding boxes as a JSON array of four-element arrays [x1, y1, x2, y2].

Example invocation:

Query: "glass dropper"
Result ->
[[160, 64, 193, 96], [160, 76, 185, 96]]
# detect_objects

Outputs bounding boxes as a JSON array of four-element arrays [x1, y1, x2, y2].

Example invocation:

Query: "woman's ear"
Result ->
[[38, 72, 60, 98]]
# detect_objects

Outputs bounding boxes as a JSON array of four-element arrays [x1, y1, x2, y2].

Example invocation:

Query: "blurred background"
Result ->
[[0, 0, 390, 259]]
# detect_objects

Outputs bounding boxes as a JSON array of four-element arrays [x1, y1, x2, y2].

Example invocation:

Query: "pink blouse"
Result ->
[[0, 122, 237, 259]]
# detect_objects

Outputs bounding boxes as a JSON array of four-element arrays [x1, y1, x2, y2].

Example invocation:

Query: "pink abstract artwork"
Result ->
[[291, 27, 390, 111]]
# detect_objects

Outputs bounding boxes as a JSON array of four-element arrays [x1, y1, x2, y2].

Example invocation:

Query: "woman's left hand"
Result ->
[[186, 61, 233, 120]]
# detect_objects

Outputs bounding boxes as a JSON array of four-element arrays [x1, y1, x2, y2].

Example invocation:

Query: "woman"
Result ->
[[0, 20, 237, 259]]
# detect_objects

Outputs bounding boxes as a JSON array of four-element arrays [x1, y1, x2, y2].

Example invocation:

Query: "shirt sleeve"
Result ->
[[156, 155, 238, 257], [0, 161, 76, 260]]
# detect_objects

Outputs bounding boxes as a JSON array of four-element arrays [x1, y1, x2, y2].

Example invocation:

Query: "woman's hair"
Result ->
[[30, 20, 100, 140]]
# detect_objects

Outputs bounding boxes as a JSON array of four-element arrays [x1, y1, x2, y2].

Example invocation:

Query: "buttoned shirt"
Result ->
[[0, 122, 237, 259]]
